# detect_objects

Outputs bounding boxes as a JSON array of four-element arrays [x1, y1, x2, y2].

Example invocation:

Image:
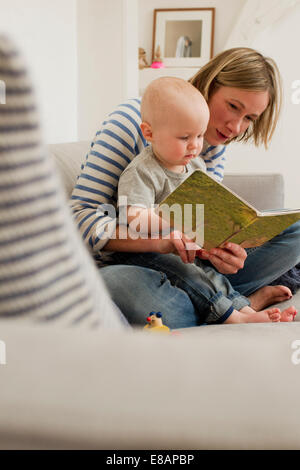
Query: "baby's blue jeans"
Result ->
[[101, 221, 300, 329], [109, 251, 250, 325]]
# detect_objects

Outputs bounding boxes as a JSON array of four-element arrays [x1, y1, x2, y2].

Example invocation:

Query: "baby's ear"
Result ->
[[140, 121, 153, 141]]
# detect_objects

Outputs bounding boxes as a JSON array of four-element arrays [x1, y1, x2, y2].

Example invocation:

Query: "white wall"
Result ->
[[139, 0, 300, 207], [0, 0, 139, 144], [1, 0, 299, 206], [138, 0, 246, 64], [77, 0, 138, 141], [224, 2, 300, 207], [0, 0, 78, 144]]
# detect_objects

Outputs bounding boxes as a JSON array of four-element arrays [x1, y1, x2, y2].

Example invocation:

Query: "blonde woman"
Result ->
[[71, 47, 300, 328]]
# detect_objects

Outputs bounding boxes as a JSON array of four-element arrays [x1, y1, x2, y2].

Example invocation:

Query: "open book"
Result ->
[[158, 170, 300, 250]]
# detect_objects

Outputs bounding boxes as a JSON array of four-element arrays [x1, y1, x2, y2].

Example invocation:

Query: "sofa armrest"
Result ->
[[48, 141, 90, 198], [222, 173, 284, 210]]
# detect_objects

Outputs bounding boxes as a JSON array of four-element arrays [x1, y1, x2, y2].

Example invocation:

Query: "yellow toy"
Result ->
[[143, 312, 170, 334]]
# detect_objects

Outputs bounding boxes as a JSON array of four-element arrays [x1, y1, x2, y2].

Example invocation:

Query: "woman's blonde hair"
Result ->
[[189, 47, 282, 148]]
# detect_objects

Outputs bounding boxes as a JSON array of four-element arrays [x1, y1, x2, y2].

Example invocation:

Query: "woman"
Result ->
[[70, 47, 300, 328]]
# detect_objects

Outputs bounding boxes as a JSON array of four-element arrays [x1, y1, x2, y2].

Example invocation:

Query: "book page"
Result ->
[[159, 170, 300, 249], [159, 170, 257, 249], [227, 212, 300, 248]]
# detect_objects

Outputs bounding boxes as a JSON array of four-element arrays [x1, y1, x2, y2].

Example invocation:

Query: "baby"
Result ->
[[113, 77, 297, 324]]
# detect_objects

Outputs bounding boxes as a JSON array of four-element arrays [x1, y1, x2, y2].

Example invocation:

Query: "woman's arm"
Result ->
[[70, 99, 146, 256], [105, 224, 199, 264]]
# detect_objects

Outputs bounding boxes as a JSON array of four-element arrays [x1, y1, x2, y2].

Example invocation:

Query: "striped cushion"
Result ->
[[0, 35, 125, 329]]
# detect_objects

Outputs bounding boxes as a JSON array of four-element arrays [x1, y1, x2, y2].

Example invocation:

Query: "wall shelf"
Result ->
[[139, 67, 199, 95]]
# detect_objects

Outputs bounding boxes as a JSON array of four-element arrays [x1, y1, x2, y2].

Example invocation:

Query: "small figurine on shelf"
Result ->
[[151, 45, 165, 69], [144, 312, 170, 334], [139, 47, 150, 69]]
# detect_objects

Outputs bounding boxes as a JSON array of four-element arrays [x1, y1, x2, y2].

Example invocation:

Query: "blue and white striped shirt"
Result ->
[[70, 98, 227, 263]]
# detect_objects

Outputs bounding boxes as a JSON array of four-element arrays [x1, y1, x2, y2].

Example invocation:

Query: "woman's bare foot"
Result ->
[[248, 285, 292, 311], [225, 307, 281, 324], [280, 306, 298, 322]]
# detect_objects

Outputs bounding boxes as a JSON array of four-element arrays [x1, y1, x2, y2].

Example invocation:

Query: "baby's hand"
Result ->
[[157, 230, 201, 263]]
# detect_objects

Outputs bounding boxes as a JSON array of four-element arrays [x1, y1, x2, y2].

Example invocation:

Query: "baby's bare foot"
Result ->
[[225, 307, 281, 324], [247, 307, 281, 323], [248, 285, 292, 311], [267, 307, 281, 322], [280, 306, 298, 322]]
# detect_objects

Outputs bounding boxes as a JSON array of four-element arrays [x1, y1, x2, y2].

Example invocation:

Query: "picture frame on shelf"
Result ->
[[152, 8, 215, 68]]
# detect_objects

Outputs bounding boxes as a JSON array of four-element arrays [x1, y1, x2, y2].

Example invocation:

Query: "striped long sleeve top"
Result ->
[[0, 35, 124, 327], [70, 98, 227, 264]]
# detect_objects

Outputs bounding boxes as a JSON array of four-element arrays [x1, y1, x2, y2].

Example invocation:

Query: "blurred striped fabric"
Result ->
[[0, 36, 125, 329]]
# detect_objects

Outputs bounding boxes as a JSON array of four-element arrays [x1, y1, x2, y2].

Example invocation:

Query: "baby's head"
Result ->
[[140, 77, 209, 171]]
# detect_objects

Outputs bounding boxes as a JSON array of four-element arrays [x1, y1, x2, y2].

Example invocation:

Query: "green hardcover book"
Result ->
[[158, 170, 300, 250]]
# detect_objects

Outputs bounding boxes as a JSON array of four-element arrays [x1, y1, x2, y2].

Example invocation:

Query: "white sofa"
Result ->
[[0, 141, 300, 450]]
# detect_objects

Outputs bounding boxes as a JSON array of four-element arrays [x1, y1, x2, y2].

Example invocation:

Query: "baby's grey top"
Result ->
[[118, 145, 206, 208]]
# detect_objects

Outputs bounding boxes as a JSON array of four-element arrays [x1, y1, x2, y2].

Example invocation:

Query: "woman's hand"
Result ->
[[197, 242, 247, 274]]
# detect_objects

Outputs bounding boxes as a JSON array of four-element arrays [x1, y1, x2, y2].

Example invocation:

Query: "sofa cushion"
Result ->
[[48, 141, 90, 199], [0, 36, 125, 329], [223, 173, 284, 210], [1, 320, 300, 449]]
